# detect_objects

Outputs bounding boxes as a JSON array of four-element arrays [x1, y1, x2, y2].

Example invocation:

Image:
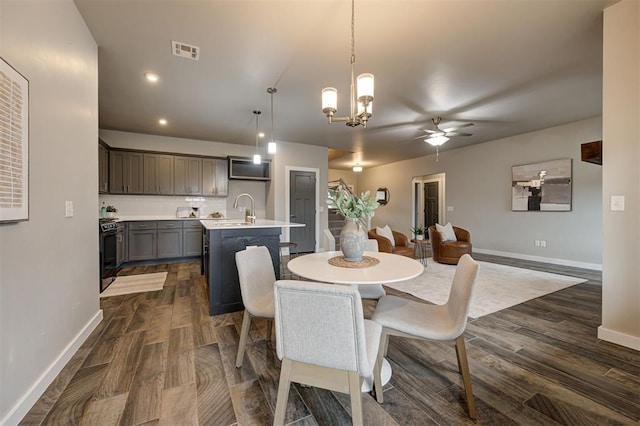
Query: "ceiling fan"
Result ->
[[421, 117, 473, 146]]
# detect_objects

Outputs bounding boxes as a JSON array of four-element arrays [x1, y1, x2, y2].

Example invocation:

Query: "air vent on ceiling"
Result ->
[[171, 40, 199, 61]]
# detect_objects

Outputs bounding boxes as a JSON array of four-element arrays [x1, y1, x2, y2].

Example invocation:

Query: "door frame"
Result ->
[[285, 166, 320, 252], [411, 172, 446, 232]]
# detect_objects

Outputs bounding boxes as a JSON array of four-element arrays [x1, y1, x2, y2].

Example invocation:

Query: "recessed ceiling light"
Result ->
[[353, 166, 363, 172], [144, 72, 159, 82], [258, 132, 265, 138], [158, 118, 167, 125]]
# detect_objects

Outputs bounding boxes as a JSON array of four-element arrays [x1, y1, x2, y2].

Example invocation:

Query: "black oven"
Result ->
[[99, 220, 123, 292]]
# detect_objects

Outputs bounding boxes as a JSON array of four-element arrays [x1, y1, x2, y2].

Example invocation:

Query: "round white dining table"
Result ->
[[286, 250, 424, 393], [287, 250, 424, 285]]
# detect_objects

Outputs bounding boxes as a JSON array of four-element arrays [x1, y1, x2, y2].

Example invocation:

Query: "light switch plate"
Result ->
[[65, 201, 73, 218], [610, 195, 625, 211]]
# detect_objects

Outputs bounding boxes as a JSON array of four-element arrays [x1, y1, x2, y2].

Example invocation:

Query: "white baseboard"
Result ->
[[1, 310, 104, 426], [473, 248, 602, 271], [597, 326, 640, 351]]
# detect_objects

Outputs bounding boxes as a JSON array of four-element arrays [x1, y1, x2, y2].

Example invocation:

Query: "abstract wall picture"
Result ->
[[512, 159, 572, 211], [0, 57, 29, 222]]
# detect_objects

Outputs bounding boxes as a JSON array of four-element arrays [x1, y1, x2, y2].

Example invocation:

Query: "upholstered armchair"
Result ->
[[367, 228, 415, 258], [428, 225, 472, 265]]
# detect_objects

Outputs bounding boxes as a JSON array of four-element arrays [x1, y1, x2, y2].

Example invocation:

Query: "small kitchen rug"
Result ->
[[100, 272, 167, 298]]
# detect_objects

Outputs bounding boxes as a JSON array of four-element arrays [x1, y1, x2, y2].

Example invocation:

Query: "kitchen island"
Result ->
[[201, 219, 304, 316]]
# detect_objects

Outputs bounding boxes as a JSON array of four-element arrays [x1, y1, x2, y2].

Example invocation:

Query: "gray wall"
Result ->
[[359, 117, 603, 268], [269, 141, 329, 250], [600, 0, 639, 349], [0, 1, 100, 422]]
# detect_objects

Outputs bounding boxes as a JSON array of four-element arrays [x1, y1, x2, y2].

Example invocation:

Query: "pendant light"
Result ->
[[321, 0, 374, 127], [253, 110, 261, 164], [267, 87, 277, 154]]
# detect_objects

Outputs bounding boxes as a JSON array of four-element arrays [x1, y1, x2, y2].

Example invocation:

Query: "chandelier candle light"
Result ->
[[321, 0, 374, 127]]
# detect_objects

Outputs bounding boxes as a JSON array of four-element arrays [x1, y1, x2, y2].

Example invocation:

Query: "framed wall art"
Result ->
[[0, 56, 29, 222], [512, 158, 572, 212]]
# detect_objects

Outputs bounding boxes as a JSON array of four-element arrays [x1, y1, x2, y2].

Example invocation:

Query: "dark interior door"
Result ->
[[424, 182, 439, 229], [289, 171, 316, 253]]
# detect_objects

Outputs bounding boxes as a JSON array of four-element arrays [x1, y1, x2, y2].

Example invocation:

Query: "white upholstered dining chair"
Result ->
[[371, 254, 480, 418], [234, 246, 276, 368], [273, 280, 383, 426], [357, 239, 386, 300]]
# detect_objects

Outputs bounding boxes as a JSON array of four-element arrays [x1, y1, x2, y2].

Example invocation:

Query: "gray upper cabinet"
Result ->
[[202, 158, 229, 197], [144, 154, 174, 195], [110, 151, 144, 194], [98, 144, 109, 193], [174, 156, 202, 195]]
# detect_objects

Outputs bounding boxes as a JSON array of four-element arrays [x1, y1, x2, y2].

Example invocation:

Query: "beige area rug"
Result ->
[[385, 259, 586, 319], [100, 272, 168, 298]]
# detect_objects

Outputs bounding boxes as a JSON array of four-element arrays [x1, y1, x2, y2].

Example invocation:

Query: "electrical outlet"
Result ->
[[541, 240, 546, 248], [65, 201, 73, 218], [535, 240, 540, 247]]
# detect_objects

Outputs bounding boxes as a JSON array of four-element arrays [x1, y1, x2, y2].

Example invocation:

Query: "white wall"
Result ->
[[0, 1, 100, 423], [600, 0, 639, 350], [358, 118, 603, 269]]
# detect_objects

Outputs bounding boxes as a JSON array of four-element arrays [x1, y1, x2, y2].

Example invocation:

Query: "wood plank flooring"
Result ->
[[20, 254, 639, 425]]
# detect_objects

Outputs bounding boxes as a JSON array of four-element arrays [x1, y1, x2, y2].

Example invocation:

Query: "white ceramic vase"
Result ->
[[340, 218, 366, 262]]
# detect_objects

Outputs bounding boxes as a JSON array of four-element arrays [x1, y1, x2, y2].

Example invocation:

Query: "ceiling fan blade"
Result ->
[[445, 131, 472, 137], [441, 123, 474, 132]]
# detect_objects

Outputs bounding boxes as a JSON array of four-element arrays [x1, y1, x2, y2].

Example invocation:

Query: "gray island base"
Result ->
[[201, 219, 304, 316]]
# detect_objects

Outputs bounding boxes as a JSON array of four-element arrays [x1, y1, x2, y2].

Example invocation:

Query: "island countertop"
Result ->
[[199, 218, 305, 230]]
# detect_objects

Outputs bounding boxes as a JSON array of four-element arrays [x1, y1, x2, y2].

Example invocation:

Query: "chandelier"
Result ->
[[321, 0, 374, 127]]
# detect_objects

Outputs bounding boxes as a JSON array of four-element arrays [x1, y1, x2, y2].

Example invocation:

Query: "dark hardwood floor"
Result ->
[[20, 254, 639, 425]]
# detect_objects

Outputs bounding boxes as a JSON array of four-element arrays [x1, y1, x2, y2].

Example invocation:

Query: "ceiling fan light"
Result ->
[[426, 135, 449, 146], [322, 87, 338, 114], [356, 73, 374, 103], [267, 141, 277, 154]]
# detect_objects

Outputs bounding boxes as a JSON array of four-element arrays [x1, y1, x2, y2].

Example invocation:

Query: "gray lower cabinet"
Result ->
[[128, 221, 157, 261], [183, 221, 203, 256], [122, 220, 202, 264], [157, 221, 183, 258]]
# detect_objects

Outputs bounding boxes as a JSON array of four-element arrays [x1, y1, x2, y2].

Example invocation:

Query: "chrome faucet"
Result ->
[[233, 193, 256, 223]]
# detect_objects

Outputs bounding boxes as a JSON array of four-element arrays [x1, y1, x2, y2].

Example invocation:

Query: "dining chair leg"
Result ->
[[235, 310, 252, 368], [455, 335, 477, 419], [374, 329, 387, 403], [266, 319, 273, 342], [382, 331, 390, 357], [348, 371, 364, 426], [274, 358, 293, 426], [373, 342, 383, 403]]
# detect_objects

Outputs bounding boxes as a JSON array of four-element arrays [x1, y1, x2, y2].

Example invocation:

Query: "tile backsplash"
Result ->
[[99, 194, 227, 218]]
